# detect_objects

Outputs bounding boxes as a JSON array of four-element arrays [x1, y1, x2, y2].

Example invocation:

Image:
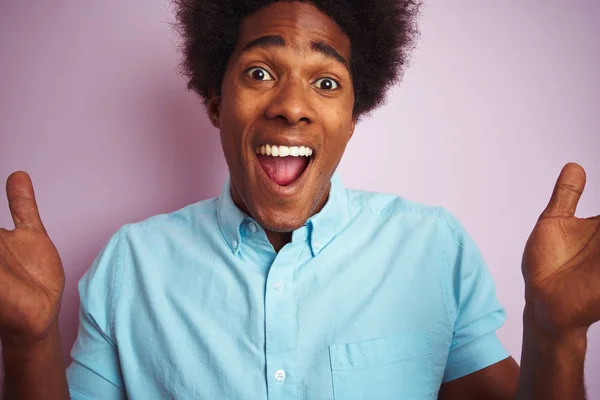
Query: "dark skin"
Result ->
[[207, 1, 356, 252], [1, 2, 598, 399], [207, 2, 521, 397]]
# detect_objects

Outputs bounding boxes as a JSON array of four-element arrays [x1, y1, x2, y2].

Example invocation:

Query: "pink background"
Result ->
[[1, 0, 599, 396]]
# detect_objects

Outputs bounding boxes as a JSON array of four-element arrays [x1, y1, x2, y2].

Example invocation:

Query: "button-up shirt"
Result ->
[[66, 174, 509, 399]]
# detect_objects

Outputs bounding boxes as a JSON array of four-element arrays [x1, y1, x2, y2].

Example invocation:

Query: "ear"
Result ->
[[207, 88, 221, 129]]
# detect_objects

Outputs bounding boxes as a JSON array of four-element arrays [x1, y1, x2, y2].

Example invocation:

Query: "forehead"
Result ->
[[234, 1, 351, 61]]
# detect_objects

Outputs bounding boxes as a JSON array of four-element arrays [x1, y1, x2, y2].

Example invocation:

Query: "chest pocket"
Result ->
[[329, 331, 437, 400]]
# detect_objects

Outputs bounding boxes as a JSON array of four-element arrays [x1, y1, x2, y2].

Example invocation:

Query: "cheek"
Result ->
[[222, 94, 263, 134], [225, 77, 263, 111], [220, 91, 254, 137], [325, 110, 353, 145]]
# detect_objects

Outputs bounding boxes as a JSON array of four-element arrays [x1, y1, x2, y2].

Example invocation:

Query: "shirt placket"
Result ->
[[264, 243, 301, 400]]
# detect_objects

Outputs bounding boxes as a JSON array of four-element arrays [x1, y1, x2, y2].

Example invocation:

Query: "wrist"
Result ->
[[2, 319, 61, 354], [523, 303, 588, 353], [1, 319, 69, 400], [518, 304, 588, 400]]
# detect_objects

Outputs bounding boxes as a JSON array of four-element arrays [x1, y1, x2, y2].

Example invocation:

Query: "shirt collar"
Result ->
[[216, 176, 248, 256], [305, 173, 350, 256], [216, 173, 350, 256]]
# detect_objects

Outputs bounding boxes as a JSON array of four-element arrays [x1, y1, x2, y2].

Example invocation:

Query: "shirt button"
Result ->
[[248, 222, 257, 233], [274, 369, 286, 382], [232, 240, 239, 249], [273, 281, 283, 292]]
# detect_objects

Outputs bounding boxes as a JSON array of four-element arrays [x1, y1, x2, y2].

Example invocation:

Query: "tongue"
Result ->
[[257, 154, 309, 186]]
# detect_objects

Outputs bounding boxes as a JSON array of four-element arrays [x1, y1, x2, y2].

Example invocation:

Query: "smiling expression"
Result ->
[[208, 1, 356, 234]]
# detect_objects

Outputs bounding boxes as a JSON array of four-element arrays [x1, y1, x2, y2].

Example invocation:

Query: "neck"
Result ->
[[264, 230, 292, 253], [228, 180, 331, 253], [228, 185, 295, 253]]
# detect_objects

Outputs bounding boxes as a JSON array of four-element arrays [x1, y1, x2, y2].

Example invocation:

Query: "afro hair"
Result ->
[[173, 0, 422, 120]]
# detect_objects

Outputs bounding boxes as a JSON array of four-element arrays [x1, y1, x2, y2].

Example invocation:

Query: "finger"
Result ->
[[6, 171, 46, 233], [540, 162, 586, 219]]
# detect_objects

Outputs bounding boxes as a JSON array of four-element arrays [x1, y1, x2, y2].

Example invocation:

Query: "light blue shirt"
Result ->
[[66, 174, 509, 399]]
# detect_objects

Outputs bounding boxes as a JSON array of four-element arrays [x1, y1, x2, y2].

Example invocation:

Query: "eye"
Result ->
[[314, 77, 339, 91], [246, 67, 274, 81]]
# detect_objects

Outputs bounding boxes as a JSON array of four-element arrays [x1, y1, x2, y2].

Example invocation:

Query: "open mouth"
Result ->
[[254, 144, 313, 186]]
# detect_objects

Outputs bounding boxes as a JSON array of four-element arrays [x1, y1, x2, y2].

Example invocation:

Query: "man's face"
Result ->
[[208, 1, 355, 233]]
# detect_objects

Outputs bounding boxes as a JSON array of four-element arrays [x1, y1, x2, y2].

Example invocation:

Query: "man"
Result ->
[[0, 1, 598, 399]]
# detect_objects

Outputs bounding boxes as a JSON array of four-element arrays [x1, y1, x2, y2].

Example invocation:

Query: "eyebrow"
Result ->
[[240, 34, 349, 71]]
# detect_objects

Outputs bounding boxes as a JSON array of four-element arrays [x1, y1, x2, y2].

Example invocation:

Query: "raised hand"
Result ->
[[522, 162, 600, 333], [0, 171, 65, 346]]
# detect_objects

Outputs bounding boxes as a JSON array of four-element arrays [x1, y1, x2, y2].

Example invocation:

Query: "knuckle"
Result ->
[[556, 182, 582, 195]]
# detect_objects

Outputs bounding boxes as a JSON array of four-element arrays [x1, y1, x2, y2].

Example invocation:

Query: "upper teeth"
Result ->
[[255, 144, 313, 157]]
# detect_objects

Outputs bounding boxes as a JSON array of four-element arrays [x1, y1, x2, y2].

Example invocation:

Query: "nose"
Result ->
[[264, 78, 316, 125]]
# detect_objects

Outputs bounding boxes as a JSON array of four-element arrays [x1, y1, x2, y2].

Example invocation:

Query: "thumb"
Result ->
[[6, 171, 46, 233], [540, 162, 586, 220]]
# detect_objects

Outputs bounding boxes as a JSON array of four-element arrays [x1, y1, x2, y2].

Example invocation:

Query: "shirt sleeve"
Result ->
[[66, 228, 128, 399], [438, 208, 510, 383]]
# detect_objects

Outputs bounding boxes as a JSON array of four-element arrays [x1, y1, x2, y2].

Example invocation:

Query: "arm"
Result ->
[[516, 162, 598, 400], [442, 163, 598, 400], [438, 307, 588, 400], [2, 322, 69, 400], [437, 207, 515, 390], [64, 227, 128, 399], [0, 172, 68, 399], [438, 357, 519, 400], [516, 306, 587, 400]]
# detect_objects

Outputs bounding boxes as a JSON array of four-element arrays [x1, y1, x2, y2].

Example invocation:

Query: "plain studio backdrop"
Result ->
[[0, 0, 599, 396]]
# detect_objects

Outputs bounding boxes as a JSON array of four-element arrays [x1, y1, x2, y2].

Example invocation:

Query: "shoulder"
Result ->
[[118, 196, 219, 239], [346, 187, 458, 223], [343, 188, 471, 246], [346, 188, 437, 217]]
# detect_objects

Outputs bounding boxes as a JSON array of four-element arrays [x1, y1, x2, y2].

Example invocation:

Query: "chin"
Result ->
[[250, 205, 311, 233]]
